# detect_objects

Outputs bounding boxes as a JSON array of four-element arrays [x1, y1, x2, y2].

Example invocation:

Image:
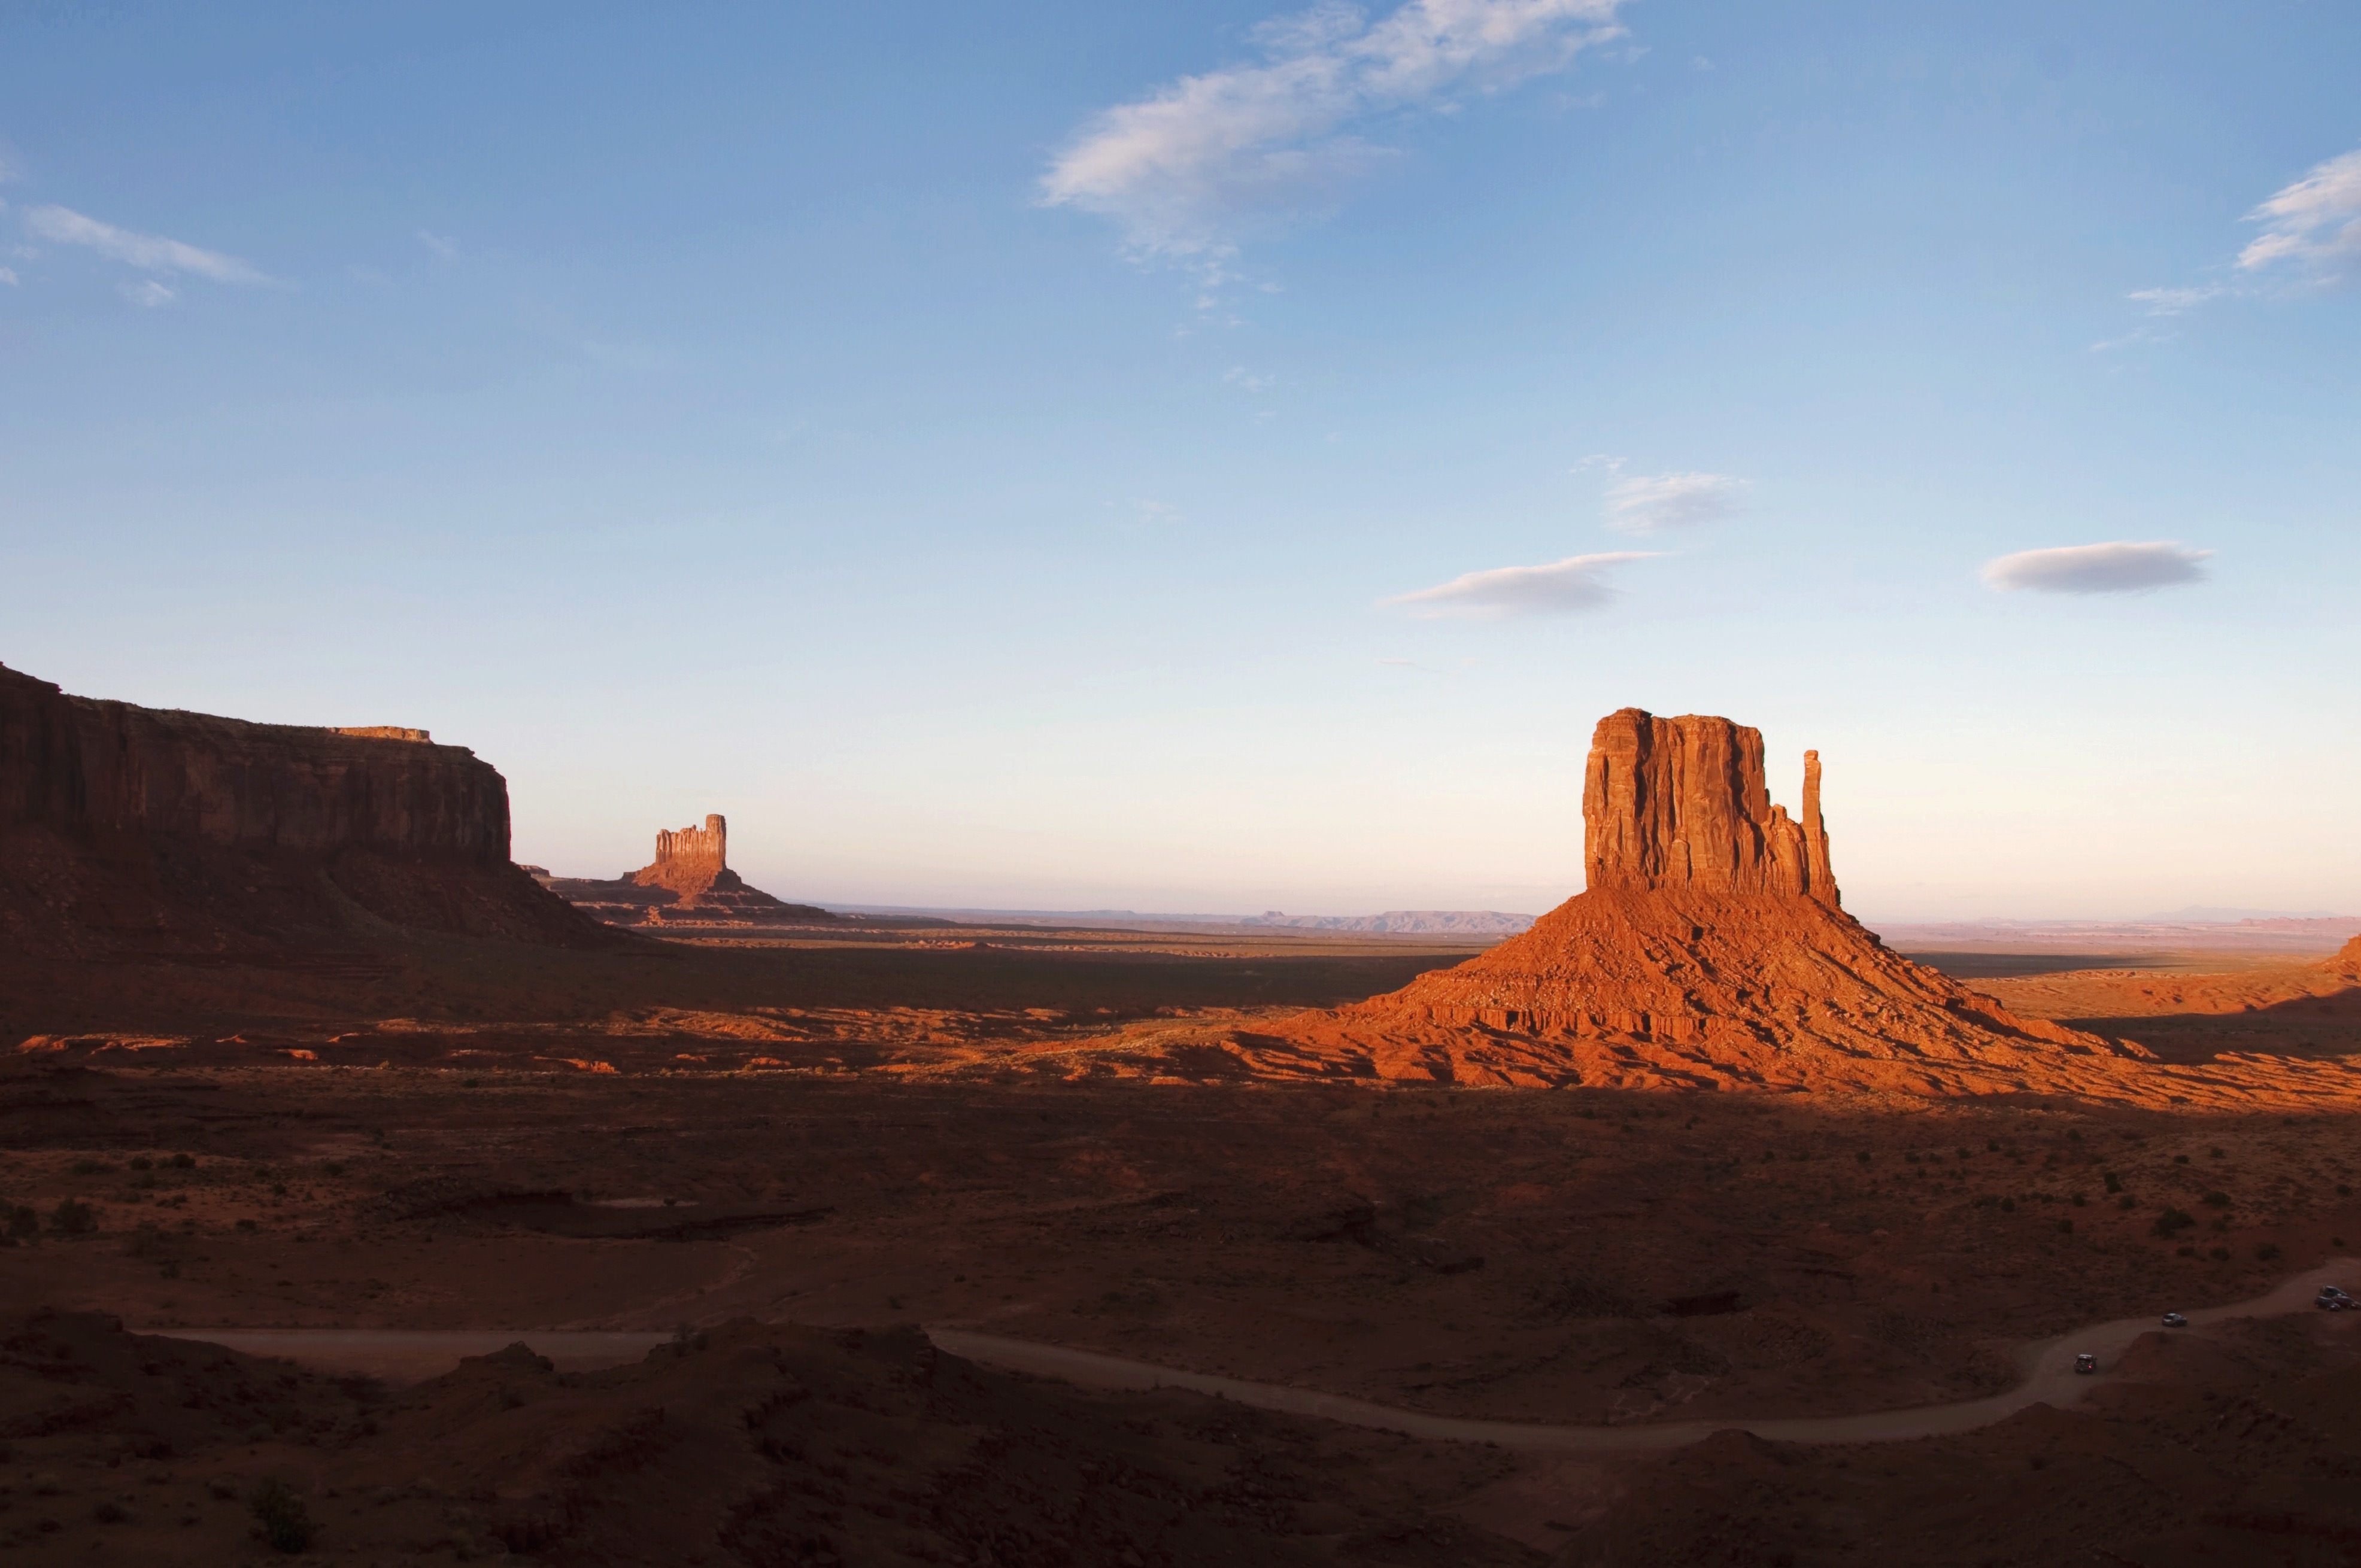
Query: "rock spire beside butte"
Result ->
[[1246, 707, 2150, 1096], [538, 814, 834, 928]]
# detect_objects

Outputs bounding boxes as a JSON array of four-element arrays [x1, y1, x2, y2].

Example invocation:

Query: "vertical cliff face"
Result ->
[[637, 814, 729, 896], [1582, 707, 1838, 906], [0, 661, 605, 952]]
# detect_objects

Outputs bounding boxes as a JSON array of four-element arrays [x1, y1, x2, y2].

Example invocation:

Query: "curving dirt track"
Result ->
[[934, 1259, 2360, 1450], [148, 1258, 2357, 1450]]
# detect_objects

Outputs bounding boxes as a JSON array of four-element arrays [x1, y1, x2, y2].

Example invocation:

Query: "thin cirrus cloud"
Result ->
[[2126, 142, 2361, 314], [1039, 0, 1628, 260], [1981, 542, 2212, 595], [21, 204, 271, 286], [1603, 470, 1746, 533], [1380, 550, 1654, 618]]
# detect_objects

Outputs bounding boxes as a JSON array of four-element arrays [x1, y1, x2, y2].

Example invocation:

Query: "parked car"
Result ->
[[2319, 1286, 2353, 1311], [2074, 1353, 2098, 1374], [2161, 1311, 2187, 1328]]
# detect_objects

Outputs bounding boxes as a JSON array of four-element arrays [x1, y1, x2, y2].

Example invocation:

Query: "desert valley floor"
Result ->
[[4, 919, 2360, 1567]]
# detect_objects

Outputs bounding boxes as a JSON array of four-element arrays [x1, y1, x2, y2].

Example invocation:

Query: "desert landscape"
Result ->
[[5, 10, 2356, 1561], [4, 661, 2358, 1565]]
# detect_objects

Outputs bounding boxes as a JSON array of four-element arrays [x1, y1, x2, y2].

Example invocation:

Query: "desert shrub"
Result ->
[[6, 1205, 38, 1239], [128, 1156, 152, 1172], [1999, 1198, 2016, 1213], [2152, 1208, 2196, 1237], [248, 1478, 314, 1552], [2174, 1154, 2190, 1165], [2201, 1190, 2229, 1207], [2104, 1172, 2123, 1193], [2071, 1193, 2086, 1207], [2208, 1246, 2230, 1261], [2176, 1245, 2196, 1257], [463, 1077, 482, 1089], [91, 1501, 127, 1524], [2338, 1184, 2352, 1198], [2256, 1242, 2281, 1262], [2210, 1147, 2225, 1158], [1856, 1151, 1871, 1164], [69, 1159, 113, 1176], [1986, 1139, 2000, 1152], [2119, 1196, 2135, 1211], [2056, 1219, 2072, 1234], [169, 1153, 195, 1169], [235, 1218, 258, 1232], [49, 1199, 96, 1236], [322, 1162, 344, 1177]]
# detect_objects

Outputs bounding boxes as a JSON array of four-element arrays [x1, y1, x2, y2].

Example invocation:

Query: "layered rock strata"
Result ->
[[1249, 707, 2142, 1094], [0, 660, 605, 955]]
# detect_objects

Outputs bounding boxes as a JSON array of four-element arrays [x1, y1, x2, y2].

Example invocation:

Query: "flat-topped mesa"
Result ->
[[1582, 708, 1838, 906]]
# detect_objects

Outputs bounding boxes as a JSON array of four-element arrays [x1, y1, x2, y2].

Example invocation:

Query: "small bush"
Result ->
[[169, 1153, 196, 1169], [2056, 1218, 2073, 1234], [7, 1205, 38, 1239], [2071, 1193, 2086, 1207], [1986, 1139, 2000, 1153], [2201, 1190, 2230, 1207], [322, 1162, 344, 1177], [2152, 1208, 2196, 1237], [2338, 1184, 2352, 1198], [2104, 1172, 2123, 1193], [2209, 1147, 2225, 1158], [92, 1500, 128, 1524], [69, 1158, 114, 1176], [128, 1156, 153, 1172], [1856, 1151, 1871, 1165], [2176, 1245, 2196, 1257], [2208, 1246, 2230, 1262], [248, 1478, 314, 1552], [2256, 1242, 2281, 1262], [2174, 1154, 2190, 1165], [2119, 1195, 2136, 1211], [235, 1218, 258, 1232], [49, 1199, 96, 1236], [2000, 1198, 2017, 1213]]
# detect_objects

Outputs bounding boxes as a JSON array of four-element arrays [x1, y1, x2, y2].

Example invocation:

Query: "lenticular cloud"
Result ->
[[1380, 551, 1654, 618], [1981, 542, 2211, 595]]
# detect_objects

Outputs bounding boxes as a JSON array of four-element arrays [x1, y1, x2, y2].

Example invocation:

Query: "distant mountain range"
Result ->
[[1240, 910, 1535, 935]]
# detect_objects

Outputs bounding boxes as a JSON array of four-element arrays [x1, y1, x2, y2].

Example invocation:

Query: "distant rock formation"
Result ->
[[539, 815, 835, 928], [1242, 707, 2141, 1094], [0, 660, 606, 955]]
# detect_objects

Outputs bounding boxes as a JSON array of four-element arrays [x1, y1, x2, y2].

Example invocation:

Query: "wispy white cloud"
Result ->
[[1224, 365, 1278, 392], [22, 205, 269, 284], [2126, 144, 2361, 314], [1041, 0, 1628, 259], [1380, 549, 1653, 618], [0, 267, 17, 287], [1604, 470, 1745, 533], [1981, 542, 2211, 595], [119, 278, 177, 308], [417, 229, 459, 259], [2126, 284, 2224, 317], [2238, 145, 2361, 282]]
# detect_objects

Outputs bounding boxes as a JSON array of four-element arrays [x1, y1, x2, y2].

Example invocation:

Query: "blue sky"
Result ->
[[2, 1, 2355, 920]]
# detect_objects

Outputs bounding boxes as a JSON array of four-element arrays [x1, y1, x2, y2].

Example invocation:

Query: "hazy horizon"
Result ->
[[4, 2, 2354, 920]]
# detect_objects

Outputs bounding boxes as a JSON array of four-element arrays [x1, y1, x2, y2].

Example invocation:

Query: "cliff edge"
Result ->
[[0, 661, 609, 956]]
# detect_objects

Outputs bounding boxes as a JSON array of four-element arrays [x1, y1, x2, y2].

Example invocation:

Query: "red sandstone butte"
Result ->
[[540, 813, 834, 926], [1252, 708, 2145, 1095]]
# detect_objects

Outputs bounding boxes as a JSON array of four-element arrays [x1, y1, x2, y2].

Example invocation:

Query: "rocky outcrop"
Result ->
[[539, 814, 834, 928], [0, 660, 606, 954], [1247, 706, 2141, 1095], [1583, 709, 1836, 904]]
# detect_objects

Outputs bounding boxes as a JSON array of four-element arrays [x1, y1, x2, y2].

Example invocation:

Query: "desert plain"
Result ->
[[3, 667, 2360, 1567]]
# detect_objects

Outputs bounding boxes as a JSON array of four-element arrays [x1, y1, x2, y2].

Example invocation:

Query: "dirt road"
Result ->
[[151, 1258, 2357, 1450]]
